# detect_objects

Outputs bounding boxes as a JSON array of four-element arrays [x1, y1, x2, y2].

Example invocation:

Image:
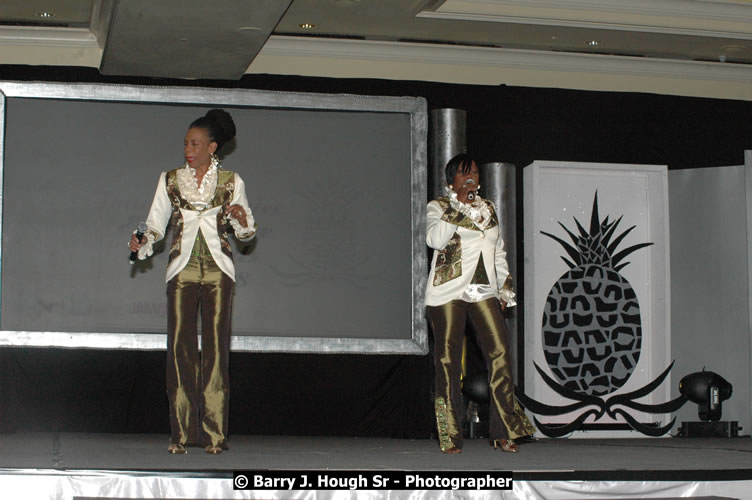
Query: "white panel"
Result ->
[[669, 163, 751, 432], [523, 161, 671, 436]]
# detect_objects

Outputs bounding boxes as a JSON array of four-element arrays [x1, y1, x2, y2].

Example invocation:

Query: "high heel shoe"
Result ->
[[167, 443, 186, 454], [205, 445, 223, 455], [442, 447, 462, 454], [492, 439, 518, 453]]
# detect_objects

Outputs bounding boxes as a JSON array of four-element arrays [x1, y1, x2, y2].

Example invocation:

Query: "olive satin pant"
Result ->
[[166, 250, 234, 449], [427, 298, 533, 451]]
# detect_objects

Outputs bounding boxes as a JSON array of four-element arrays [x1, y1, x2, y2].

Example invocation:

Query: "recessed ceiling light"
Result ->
[[298, 23, 316, 29], [35, 12, 55, 18]]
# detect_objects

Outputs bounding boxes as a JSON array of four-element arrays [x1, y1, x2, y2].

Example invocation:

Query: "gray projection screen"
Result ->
[[0, 82, 427, 354]]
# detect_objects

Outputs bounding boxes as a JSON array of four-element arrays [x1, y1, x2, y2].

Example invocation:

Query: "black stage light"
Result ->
[[461, 372, 490, 439], [679, 370, 732, 421], [462, 372, 490, 403]]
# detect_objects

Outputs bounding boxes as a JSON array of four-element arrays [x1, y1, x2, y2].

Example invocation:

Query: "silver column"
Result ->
[[429, 108, 466, 200], [480, 162, 519, 379]]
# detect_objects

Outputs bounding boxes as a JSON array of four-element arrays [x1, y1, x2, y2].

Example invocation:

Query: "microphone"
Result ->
[[464, 178, 477, 201], [129, 222, 148, 264]]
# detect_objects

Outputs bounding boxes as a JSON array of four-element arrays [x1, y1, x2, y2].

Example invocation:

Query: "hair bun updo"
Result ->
[[190, 108, 236, 154]]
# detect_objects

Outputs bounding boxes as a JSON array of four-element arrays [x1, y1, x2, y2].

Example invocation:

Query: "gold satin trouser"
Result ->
[[166, 248, 234, 449], [427, 298, 532, 451]]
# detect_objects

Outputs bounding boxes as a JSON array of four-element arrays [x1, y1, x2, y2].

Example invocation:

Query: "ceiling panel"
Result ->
[[0, 0, 751, 79], [98, 0, 292, 79], [0, 0, 94, 25]]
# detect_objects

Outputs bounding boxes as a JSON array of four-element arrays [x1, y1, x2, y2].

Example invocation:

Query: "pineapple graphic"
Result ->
[[541, 192, 653, 397]]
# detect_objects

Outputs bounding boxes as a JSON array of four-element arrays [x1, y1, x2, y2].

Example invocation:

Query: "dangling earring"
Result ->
[[210, 153, 220, 168]]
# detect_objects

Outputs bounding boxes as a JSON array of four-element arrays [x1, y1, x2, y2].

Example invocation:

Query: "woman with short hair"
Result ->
[[425, 153, 533, 454]]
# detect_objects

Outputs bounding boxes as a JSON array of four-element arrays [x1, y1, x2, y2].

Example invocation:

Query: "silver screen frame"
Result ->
[[0, 81, 428, 354]]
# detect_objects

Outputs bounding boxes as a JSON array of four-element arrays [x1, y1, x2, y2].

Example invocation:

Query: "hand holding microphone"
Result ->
[[460, 178, 479, 203], [465, 179, 476, 201], [129, 222, 149, 264]]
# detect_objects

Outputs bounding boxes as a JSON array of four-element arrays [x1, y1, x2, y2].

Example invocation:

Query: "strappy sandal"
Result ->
[[167, 443, 186, 454], [443, 447, 462, 454], [492, 439, 519, 453], [205, 445, 223, 455]]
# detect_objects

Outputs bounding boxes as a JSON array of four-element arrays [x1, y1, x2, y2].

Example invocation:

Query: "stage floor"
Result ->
[[1, 432, 751, 481], [2, 433, 752, 499]]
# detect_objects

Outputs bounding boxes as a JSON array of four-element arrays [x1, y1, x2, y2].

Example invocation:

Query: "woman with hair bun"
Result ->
[[129, 109, 256, 455]]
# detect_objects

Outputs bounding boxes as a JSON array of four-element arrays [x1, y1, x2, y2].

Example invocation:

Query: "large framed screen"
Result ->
[[0, 82, 427, 354]]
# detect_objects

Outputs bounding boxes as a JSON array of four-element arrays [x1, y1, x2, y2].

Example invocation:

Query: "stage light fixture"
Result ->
[[461, 372, 490, 439], [462, 372, 489, 403], [679, 370, 732, 421]]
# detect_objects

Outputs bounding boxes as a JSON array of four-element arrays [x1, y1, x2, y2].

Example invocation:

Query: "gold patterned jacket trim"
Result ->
[[434, 397, 456, 452], [431, 198, 500, 287], [433, 233, 462, 286], [165, 169, 236, 264], [435, 197, 499, 231]]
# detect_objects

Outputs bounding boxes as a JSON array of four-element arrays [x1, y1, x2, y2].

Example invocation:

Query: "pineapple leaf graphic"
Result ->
[[540, 191, 654, 396]]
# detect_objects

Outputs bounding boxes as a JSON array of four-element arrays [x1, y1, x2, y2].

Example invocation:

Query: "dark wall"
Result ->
[[1, 65, 751, 437], [4, 65, 749, 169], [0, 348, 431, 437]]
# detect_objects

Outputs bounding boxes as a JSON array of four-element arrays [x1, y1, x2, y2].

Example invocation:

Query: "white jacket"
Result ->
[[142, 165, 256, 282], [425, 197, 512, 307]]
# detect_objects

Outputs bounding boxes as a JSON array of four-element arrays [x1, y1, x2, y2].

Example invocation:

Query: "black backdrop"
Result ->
[[1, 65, 751, 437]]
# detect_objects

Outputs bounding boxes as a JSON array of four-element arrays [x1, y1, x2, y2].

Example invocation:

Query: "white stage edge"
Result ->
[[2, 469, 752, 500]]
